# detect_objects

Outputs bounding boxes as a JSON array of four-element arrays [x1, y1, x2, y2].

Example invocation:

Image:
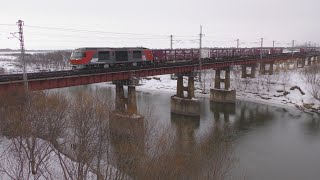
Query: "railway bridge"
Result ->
[[0, 52, 319, 117]]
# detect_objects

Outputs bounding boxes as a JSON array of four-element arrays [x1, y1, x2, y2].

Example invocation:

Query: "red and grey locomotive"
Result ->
[[70, 47, 153, 69]]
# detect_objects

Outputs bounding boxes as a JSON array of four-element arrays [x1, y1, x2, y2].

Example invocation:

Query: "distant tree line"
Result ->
[[22, 51, 72, 71]]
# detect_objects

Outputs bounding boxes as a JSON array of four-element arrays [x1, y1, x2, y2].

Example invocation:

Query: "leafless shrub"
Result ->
[[301, 65, 320, 101], [200, 69, 214, 93], [260, 73, 280, 93], [0, 91, 69, 179], [231, 66, 243, 91], [279, 71, 291, 91]]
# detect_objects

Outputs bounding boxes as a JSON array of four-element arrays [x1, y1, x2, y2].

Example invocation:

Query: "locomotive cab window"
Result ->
[[133, 51, 142, 59], [71, 51, 85, 59], [115, 51, 128, 61], [98, 51, 110, 61]]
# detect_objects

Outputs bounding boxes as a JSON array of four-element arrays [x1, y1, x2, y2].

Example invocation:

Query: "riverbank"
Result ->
[[130, 72, 320, 115]]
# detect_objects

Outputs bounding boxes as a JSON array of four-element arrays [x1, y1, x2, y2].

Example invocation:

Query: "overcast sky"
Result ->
[[0, 0, 319, 50]]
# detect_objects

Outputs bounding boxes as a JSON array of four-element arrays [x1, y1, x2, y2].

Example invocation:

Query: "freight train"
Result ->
[[69, 47, 316, 69]]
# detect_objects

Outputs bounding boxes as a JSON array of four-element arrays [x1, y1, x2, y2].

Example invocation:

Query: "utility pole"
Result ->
[[199, 25, 203, 84], [170, 35, 173, 49], [260, 38, 263, 60], [236, 39, 239, 48], [13, 20, 28, 91], [308, 41, 311, 47], [291, 40, 295, 57], [273, 40, 275, 48]]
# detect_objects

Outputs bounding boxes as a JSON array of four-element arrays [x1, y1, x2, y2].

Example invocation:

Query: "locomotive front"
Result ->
[[69, 48, 91, 69]]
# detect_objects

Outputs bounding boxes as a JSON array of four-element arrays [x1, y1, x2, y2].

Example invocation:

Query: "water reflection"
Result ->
[[51, 85, 320, 179], [171, 113, 199, 151], [302, 117, 320, 137], [210, 101, 275, 134], [109, 113, 145, 177], [211, 102, 235, 122]]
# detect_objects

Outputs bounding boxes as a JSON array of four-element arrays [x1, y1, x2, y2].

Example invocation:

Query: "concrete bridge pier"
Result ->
[[313, 56, 317, 64], [274, 61, 281, 72], [115, 84, 126, 112], [127, 85, 138, 115], [283, 60, 291, 71], [171, 72, 200, 116], [275, 60, 288, 72], [241, 65, 256, 78], [317, 56, 320, 63], [312, 56, 318, 65], [297, 58, 305, 68], [113, 80, 141, 115], [111, 82, 144, 141], [260, 61, 274, 75], [284, 59, 298, 71], [305, 56, 312, 66], [289, 59, 298, 70], [316, 56, 320, 64], [110, 82, 145, 171], [210, 67, 236, 103]]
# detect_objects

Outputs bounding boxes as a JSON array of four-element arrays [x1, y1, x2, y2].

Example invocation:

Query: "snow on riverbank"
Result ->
[[134, 68, 320, 115]]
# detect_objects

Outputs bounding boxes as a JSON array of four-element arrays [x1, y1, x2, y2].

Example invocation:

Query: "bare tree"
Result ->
[[260, 73, 280, 93], [55, 91, 117, 180], [0, 92, 69, 179], [301, 65, 320, 101], [200, 69, 213, 93], [279, 71, 291, 91]]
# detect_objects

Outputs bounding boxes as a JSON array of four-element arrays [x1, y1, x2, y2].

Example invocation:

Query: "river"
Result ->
[[59, 83, 320, 180]]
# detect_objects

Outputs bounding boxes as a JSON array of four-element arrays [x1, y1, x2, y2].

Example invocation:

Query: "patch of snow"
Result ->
[[130, 68, 320, 114], [0, 136, 128, 180]]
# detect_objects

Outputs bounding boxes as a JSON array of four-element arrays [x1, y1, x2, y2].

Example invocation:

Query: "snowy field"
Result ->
[[0, 51, 70, 74]]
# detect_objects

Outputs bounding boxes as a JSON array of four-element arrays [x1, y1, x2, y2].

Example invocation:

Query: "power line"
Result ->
[[23, 32, 170, 40], [24, 25, 169, 37], [0, 24, 16, 26], [237, 39, 239, 48]]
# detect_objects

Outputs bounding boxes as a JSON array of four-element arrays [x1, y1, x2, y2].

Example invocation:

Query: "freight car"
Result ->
[[151, 48, 210, 62]]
